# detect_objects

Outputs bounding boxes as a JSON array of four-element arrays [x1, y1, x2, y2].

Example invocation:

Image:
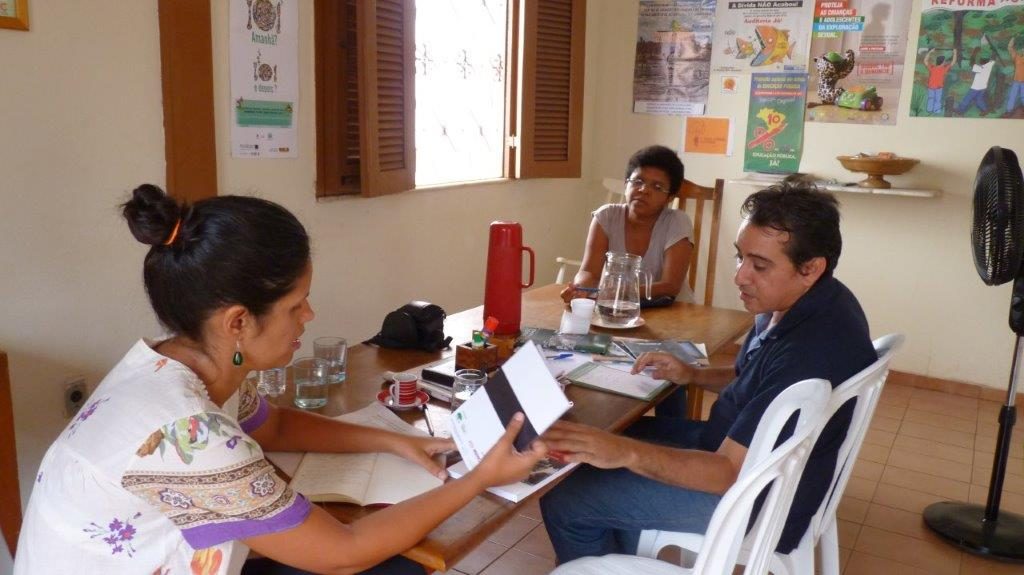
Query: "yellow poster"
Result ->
[[683, 117, 732, 156]]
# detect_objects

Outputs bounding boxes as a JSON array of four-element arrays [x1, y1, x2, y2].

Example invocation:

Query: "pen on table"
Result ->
[[612, 340, 636, 359], [419, 403, 435, 436], [546, 352, 574, 360]]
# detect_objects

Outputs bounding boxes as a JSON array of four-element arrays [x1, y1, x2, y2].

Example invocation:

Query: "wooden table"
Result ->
[[283, 284, 752, 571]]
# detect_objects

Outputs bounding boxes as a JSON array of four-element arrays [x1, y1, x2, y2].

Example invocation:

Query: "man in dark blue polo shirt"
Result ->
[[541, 181, 876, 563]]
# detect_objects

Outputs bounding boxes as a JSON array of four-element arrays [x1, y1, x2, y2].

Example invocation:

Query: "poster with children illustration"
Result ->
[[805, 1, 913, 126], [910, 0, 1024, 120]]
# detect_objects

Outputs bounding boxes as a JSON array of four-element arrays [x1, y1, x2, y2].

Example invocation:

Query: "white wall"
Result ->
[[585, 0, 1024, 390], [0, 1, 596, 509]]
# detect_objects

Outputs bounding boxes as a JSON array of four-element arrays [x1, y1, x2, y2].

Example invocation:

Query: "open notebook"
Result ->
[[269, 402, 443, 506]]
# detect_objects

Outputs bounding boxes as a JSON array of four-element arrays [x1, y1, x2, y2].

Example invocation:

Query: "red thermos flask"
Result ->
[[483, 222, 535, 335]]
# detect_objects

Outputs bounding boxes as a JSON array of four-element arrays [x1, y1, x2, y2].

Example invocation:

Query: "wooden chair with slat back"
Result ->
[[0, 350, 22, 558]]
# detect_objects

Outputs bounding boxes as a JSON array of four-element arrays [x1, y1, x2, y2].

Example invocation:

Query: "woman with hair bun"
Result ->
[[15, 185, 546, 575]]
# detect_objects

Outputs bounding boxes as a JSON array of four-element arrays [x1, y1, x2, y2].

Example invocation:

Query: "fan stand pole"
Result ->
[[923, 335, 1024, 561]]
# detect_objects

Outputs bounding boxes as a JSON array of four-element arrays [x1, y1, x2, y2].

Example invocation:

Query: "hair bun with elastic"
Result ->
[[121, 184, 185, 247]]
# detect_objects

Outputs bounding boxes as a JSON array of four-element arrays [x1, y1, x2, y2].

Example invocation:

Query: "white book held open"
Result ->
[[450, 341, 573, 470]]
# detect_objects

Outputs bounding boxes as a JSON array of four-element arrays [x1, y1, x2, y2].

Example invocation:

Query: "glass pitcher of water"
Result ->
[[596, 252, 651, 326]]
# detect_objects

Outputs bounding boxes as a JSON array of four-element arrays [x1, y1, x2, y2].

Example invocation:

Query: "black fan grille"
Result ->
[[972, 147, 1024, 286]]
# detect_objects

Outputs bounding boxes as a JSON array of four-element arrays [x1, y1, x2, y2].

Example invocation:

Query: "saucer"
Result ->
[[377, 389, 429, 411], [591, 316, 646, 330]]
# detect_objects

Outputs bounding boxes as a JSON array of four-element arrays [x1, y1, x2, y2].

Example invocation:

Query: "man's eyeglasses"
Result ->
[[625, 177, 669, 194]]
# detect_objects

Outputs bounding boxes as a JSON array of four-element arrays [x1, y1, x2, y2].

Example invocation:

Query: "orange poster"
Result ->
[[683, 117, 732, 155]]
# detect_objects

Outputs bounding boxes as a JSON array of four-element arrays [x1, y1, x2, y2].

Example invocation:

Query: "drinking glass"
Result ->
[[314, 337, 347, 384], [451, 369, 487, 411], [292, 357, 328, 409], [256, 367, 287, 397]]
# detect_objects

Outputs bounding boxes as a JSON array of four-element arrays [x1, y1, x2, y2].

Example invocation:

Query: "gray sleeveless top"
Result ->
[[593, 203, 695, 303]]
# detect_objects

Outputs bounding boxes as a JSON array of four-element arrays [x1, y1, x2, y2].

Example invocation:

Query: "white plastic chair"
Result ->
[[635, 334, 904, 575], [767, 333, 904, 575], [623, 378, 833, 574]]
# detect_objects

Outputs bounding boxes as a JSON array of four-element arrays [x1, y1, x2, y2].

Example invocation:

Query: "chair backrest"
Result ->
[[806, 334, 904, 542], [692, 379, 832, 575], [598, 177, 724, 306]]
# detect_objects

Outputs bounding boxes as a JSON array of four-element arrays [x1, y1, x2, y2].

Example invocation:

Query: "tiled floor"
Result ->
[[444, 379, 1024, 574]]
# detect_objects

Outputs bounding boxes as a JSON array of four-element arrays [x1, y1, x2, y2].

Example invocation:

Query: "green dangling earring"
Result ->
[[233, 340, 244, 366]]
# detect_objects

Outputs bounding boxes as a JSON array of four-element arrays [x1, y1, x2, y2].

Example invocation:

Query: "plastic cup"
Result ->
[[314, 337, 347, 384], [256, 367, 286, 397], [292, 357, 328, 409], [451, 369, 487, 411], [570, 298, 596, 318]]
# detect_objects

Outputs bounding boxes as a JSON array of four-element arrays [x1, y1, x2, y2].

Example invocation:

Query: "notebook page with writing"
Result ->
[[565, 362, 670, 401], [286, 403, 443, 504]]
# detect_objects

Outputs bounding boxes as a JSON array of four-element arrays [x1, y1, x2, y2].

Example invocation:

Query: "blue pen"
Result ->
[[546, 352, 574, 360], [575, 287, 599, 293]]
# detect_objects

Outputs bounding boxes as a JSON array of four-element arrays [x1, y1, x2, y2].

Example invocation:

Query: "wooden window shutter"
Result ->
[[517, 0, 585, 179], [315, 0, 361, 197], [357, 0, 415, 197]]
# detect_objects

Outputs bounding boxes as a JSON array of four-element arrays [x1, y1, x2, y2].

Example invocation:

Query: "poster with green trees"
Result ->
[[910, 0, 1024, 119]]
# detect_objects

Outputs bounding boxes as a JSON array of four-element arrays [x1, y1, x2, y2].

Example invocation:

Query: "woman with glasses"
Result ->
[[560, 145, 694, 304]]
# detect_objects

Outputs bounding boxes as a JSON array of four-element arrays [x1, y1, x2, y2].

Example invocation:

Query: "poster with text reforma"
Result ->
[[744, 72, 808, 174], [909, 0, 1024, 120], [633, 0, 716, 115], [806, 0, 913, 125], [711, 1, 815, 74]]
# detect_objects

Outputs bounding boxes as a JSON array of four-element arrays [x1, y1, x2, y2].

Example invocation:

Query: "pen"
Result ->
[[419, 403, 435, 436], [574, 286, 599, 293], [612, 341, 637, 359], [546, 352, 574, 360]]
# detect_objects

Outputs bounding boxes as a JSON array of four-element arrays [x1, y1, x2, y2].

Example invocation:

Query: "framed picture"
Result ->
[[0, 0, 29, 31]]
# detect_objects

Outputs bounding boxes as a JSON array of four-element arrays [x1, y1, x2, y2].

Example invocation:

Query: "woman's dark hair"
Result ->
[[624, 145, 685, 196], [741, 181, 842, 274], [121, 184, 310, 341]]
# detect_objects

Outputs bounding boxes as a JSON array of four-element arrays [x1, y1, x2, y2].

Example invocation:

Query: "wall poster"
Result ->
[[743, 72, 808, 174], [710, 1, 815, 75], [231, 0, 299, 158], [910, 0, 1024, 120], [632, 0, 716, 116], [805, 0, 913, 125]]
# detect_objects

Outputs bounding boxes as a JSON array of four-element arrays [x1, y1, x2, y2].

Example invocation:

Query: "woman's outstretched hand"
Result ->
[[468, 413, 548, 488]]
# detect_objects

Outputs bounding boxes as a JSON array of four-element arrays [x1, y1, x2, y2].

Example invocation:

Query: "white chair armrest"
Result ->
[[555, 257, 583, 284]]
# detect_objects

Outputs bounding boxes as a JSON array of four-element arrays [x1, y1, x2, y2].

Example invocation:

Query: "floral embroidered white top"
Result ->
[[15, 339, 311, 575]]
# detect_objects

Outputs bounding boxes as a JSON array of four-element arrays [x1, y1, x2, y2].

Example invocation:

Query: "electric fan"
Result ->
[[923, 146, 1024, 560]]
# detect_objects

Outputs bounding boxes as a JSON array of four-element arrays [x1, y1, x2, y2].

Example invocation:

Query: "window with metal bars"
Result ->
[[314, 0, 586, 198]]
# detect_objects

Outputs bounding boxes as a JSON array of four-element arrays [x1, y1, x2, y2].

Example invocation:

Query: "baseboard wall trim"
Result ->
[[888, 369, 1024, 405]]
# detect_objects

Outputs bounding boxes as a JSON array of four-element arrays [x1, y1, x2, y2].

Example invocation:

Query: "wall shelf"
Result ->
[[726, 178, 941, 199]]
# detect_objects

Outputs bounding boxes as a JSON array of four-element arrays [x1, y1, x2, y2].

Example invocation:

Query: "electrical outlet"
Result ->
[[64, 377, 88, 418]]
